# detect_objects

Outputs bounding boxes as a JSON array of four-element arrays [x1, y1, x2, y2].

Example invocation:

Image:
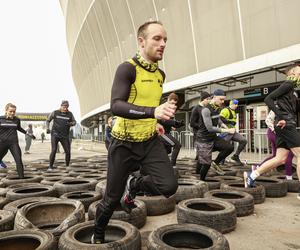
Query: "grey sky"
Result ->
[[0, 0, 81, 120]]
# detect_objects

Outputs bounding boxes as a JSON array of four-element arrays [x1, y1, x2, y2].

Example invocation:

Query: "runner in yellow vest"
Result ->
[[220, 99, 247, 164], [92, 21, 178, 244]]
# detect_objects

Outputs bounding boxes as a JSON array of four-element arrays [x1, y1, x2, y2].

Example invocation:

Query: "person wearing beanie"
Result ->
[[46, 100, 76, 171], [219, 99, 247, 164], [191, 89, 234, 179], [190, 91, 211, 162], [244, 64, 300, 202]]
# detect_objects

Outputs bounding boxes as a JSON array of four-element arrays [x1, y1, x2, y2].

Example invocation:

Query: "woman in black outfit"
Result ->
[[0, 103, 35, 178]]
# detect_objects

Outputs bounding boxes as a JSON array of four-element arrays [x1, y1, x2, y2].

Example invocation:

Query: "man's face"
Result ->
[[231, 104, 238, 110], [6, 107, 16, 118], [138, 24, 167, 63], [202, 97, 210, 106], [214, 95, 226, 106], [291, 66, 300, 79], [60, 105, 68, 112]]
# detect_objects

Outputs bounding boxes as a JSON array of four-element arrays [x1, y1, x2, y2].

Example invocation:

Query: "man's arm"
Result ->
[[190, 106, 200, 130], [264, 81, 293, 119], [201, 108, 222, 133], [110, 62, 155, 119], [68, 113, 76, 126]]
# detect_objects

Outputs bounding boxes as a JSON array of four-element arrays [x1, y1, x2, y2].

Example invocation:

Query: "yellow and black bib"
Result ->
[[112, 59, 164, 142]]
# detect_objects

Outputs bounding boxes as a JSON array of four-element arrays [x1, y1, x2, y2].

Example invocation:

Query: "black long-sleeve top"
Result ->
[[264, 80, 298, 125], [110, 57, 165, 119], [46, 110, 76, 138], [0, 116, 26, 143]]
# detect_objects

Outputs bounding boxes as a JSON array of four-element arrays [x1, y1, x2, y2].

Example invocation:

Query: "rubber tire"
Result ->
[[204, 177, 221, 190], [88, 199, 147, 229], [53, 178, 98, 196], [147, 223, 230, 249], [58, 220, 141, 250], [174, 179, 209, 203], [14, 199, 85, 237], [136, 194, 176, 216], [2, 174, 42, 187], [0, 229, 56, 249], [221, 181, 266, 204], [204, 189, 254, 217], [6, 184, 56, 201], [177, 198, 237, 234], [255, 176, 288, 197], [0, 210, 14, 232], [3, 196, 60, 214], [274, 175, 300, 193], [60, 191, 102, 212]]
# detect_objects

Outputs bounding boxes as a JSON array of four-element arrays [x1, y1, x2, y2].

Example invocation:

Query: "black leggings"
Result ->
[[94, 136, 178, 240], [0, 142, 24, 178], [49, 135, 71, 167]]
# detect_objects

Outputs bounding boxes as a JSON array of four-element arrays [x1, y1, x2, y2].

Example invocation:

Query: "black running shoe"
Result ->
[[120, 175, 136, 214]]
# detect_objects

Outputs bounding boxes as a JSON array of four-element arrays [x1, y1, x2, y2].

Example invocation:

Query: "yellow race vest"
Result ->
[[112, 59, 164, 142]]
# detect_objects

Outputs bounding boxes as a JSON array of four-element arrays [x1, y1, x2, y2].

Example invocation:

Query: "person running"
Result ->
[[159, 92, 184, 167], [46, 100, 76, 170], [190, 91, 211, 173], [92, 21, 178, 244], [244, 64, 300, 200], [0, 103, 35, 178], [219, 99, 247, 164], [24, 124, 34, 154], [193, 89, 235, 180], [252, 110, 294, 179]]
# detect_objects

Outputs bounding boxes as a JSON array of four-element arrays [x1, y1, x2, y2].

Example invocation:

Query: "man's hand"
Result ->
[[46, 129, 51, 134], [223, 128, 235, 134], [154, 102, 176, 120], [276, 120, 286, 129], [31, 135, 36, 140], [156, 123, 165, 135]]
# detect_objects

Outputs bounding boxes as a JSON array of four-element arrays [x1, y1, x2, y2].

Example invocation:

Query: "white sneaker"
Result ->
[[286, 175, 293, 180]]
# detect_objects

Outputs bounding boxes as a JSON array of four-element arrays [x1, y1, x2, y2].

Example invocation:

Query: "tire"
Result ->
[[88, 199, 147, 229], [204, 189, 254, 217], [77, 173, 106, 181], [221, 167, 238, 176], [0, 229, 56, 250], [221, 182, 266, 204], [95, 180, 106, 196], [6, 184, 56, 201], [53, 178, 98, 196], [177, 198, 236, 234], [3, 196, 60, 214], [213, 176, 243, 183], [256, 176, 288, 197], [147, 223, 230, 250], [204, 177, 221, 190], [0, 196, 9, 209], [274, 175, 300, 193], [14, 199, 85, 237], [137, 194, 176, 216], [58, 220, 141, 250], [41, 176, 67, 186], [68, 169, 98, 177], [174, 179, 208, 203], [2, 174, 42, 187], [0, 210, 14, 232], [60, 191, 102, 212]]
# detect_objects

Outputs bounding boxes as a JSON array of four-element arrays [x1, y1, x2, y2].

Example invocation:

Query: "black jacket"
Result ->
[[0, 116, 26, 143]]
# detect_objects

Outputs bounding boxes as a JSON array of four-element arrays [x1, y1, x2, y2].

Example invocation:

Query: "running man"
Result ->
[[0, 103, 35, 178], [244, 64, 300, 200], [159, 92, 184, 167], [220, 99, 247, 164], [46, 100, 76, 170], [193, 89, 235, 180], [24, 124, 34, 154], [92, 21, 178, 244]]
